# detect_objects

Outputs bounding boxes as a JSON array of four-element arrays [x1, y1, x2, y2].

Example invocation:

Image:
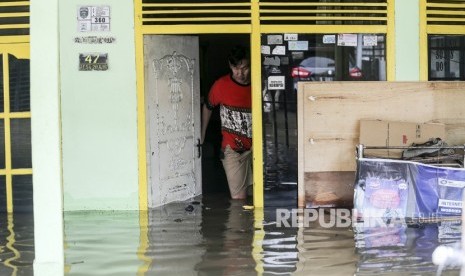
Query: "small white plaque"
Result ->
[[268, 76, 285, 90]]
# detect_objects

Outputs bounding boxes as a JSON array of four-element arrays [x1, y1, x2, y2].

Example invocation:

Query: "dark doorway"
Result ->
[[199, 34, 299, 208], [199, 34, 250, 196]]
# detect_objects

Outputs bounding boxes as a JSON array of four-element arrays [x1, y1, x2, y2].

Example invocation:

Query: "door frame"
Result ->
[[135, 27, 263, 210]]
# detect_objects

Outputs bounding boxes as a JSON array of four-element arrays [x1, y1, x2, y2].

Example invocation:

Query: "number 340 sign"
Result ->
[[77, 6, 110, 32]]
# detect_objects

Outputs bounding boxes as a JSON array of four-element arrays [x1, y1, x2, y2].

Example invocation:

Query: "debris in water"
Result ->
[[185, 205, 194, 212]]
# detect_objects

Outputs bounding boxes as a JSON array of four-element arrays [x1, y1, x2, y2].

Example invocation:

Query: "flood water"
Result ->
[[1, 194, 462, 275], [0, 213, 34, 275]]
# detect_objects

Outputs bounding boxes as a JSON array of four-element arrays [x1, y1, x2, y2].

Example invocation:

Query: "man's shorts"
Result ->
[[221, 145, 253, 198]]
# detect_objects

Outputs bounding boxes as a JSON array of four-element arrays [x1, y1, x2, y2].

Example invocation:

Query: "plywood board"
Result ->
[[298, 81, 465, 208]]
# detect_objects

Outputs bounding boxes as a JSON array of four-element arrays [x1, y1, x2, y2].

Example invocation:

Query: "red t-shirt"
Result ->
[[207, 74, 252, 151]]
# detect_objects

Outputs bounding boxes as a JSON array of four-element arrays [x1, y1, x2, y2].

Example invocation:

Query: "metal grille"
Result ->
[[141, 0, 251, 25], [426, 0, 465, 26], [259, 0, 388, 26], [140, 0, 388, 26], [0, 1, 29, 36]]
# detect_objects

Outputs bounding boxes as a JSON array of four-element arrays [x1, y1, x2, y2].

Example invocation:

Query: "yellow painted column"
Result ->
[[2, 55, 12, 213], [387, 0, 396, 81], [135, 0, 148, 212], [419, 0, 428, 81], [252, 208, 264, 275], [251, 0, 264, 208]]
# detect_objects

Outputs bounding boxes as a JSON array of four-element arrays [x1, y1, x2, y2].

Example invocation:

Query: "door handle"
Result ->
[[196, 139, 202, 158]]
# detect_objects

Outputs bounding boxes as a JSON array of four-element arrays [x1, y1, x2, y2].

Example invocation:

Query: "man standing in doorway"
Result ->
[[201, 45, 252, 200]]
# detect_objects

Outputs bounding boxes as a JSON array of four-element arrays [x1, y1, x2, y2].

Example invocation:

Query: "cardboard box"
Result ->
[[359, 120, 446, 158]]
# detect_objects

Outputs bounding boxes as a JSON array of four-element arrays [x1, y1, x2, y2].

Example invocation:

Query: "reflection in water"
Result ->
[[65, 211, 144, 275], [0, 213, 34, 275], [355, 221, 462, 275], [2, 198, 462, 275], [64, 196, 300, 275], [141, 196, 299, 275]]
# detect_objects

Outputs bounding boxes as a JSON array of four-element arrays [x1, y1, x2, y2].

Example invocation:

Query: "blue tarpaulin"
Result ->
[[354, 158, 465, 219]]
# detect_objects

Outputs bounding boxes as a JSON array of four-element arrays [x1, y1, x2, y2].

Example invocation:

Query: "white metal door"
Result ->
[[144, 35, 202, 207]]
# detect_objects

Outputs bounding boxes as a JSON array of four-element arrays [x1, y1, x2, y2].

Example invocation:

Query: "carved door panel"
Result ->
[[144, 35, 201, 207]]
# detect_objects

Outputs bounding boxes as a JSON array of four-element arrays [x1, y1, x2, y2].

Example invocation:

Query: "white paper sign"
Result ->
[[263, 56, 280, 66], [323, 35, 336, 44], [363, 35, 378, 46], [284, 34, 298, 41], [268, 76, 285, 90], [267, 35, 283, 45], [77, 6, 111, 32], [272, 45, 286, 55], [288, 41, 308, 51], [261, 45, 271, 55], [337, 34, 357, 47]]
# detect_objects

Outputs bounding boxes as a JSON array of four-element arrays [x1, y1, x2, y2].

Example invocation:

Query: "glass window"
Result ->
[[428, 35, 463, 81], [9, 55, 30, 112], [12, 175, 33, 213], [261, 33, 386, 195], [11, 119, 31, 169], [0, 176, 6, 213], [0, 120, 5, 170]]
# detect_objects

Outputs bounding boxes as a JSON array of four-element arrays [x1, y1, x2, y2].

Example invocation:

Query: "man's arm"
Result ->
[[201, 104, 212, 144]]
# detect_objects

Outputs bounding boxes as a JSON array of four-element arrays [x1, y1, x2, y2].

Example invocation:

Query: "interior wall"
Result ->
[[59, 0, 139, 210]]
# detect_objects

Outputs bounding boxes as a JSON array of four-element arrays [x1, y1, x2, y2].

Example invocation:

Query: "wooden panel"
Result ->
[[305, 171, 355, 208], [298, 81, 465, 208], [300, 81, 437, 172], [432, 82, 465, 146]]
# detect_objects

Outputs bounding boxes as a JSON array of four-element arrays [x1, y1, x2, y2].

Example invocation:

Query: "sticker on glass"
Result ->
[[267, 76, 285, 90], [263, 56, 280, 66], [272, 45, 286, 55], [288, 41, 308, 51], [267, 35, 283, 45], [261, 45, 271, 55], [337, 34, 357, 47], [284, 34, 298, 41], [363, 35, 378, 46], [323, 35, 336, 44]]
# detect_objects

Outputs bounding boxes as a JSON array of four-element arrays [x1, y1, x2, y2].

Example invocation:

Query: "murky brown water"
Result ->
[[0, 195, 463, 275]]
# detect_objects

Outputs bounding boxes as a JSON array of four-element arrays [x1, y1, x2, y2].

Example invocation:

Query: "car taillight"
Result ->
[[349, 67, 362, 78], [291, 67, 311, 78]]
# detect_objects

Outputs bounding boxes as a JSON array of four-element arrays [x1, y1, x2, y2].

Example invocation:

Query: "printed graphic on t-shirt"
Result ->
[[220, 105, 252, 138]]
